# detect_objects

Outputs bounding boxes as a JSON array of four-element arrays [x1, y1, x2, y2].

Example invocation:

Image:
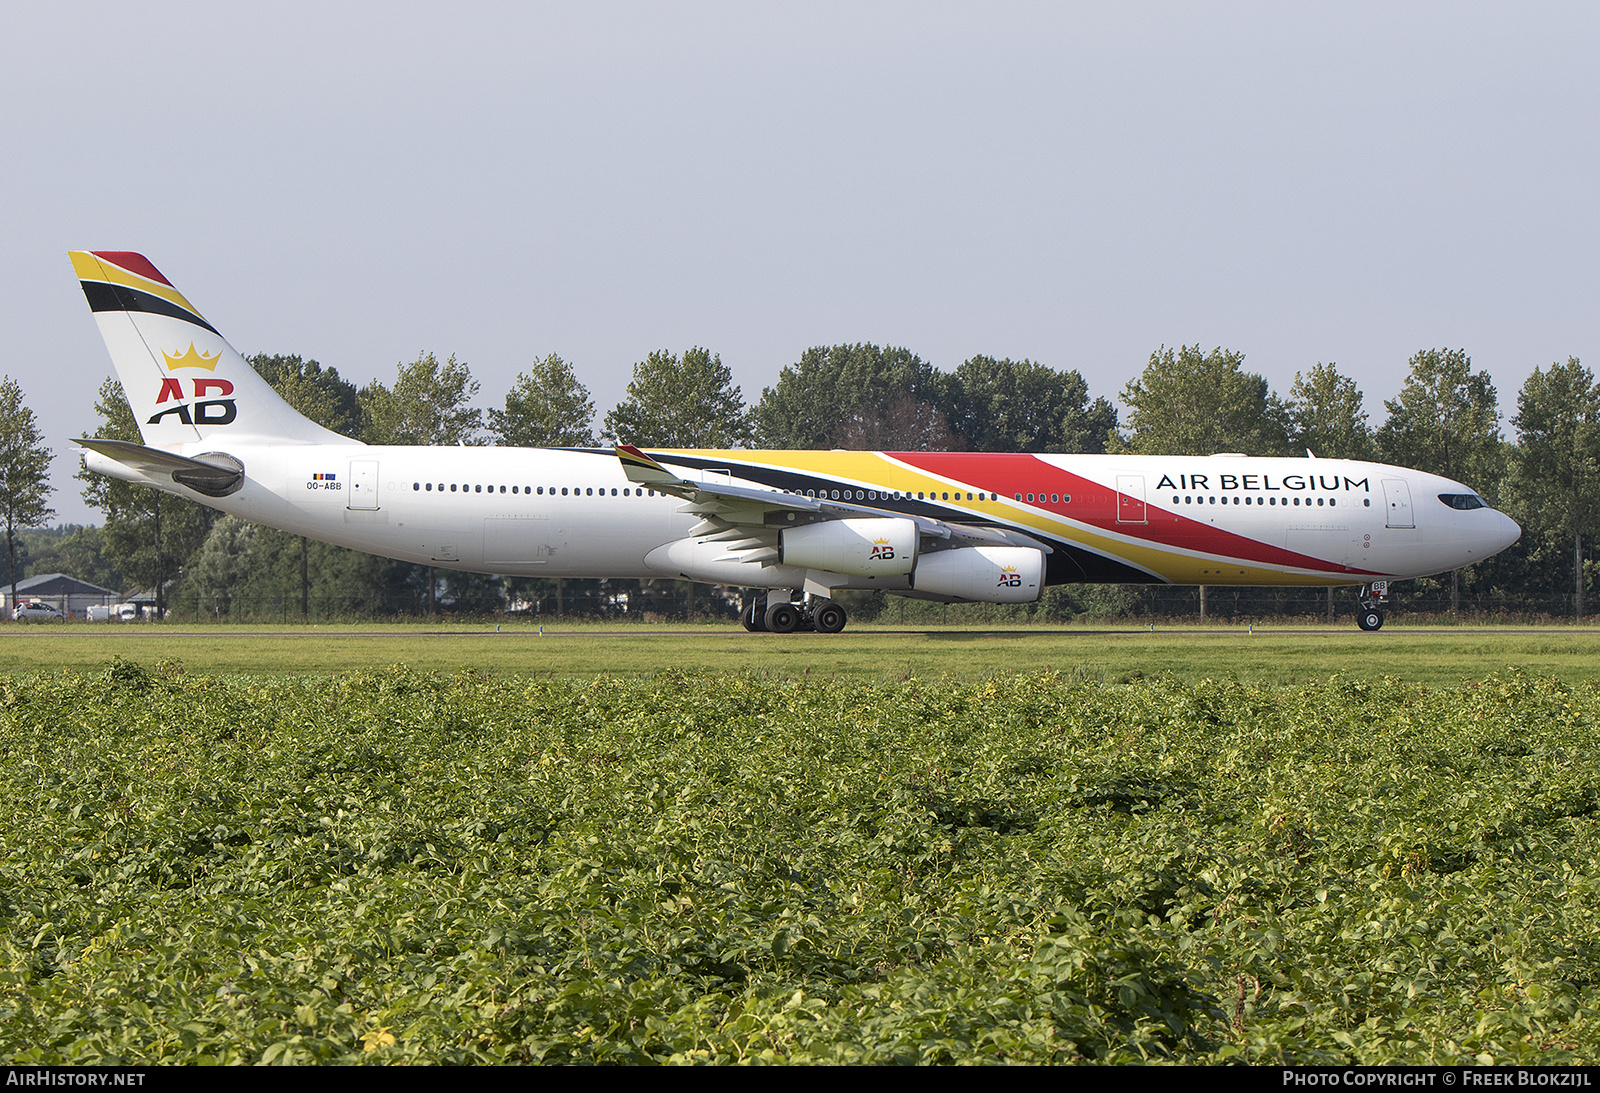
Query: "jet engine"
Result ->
[[780, 517, 917, 576], [910, 546, 1044, 603]]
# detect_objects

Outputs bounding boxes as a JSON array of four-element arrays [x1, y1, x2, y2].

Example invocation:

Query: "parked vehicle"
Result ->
[[13, 601, 66, 622], [85, 603, 141, 622]]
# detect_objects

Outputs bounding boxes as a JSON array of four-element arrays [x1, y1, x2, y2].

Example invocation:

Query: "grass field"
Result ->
[[0, 620, 1597, 685]]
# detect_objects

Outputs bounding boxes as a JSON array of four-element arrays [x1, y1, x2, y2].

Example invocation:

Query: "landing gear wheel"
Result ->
[[764, 601, 800, 634], [1357, 609, 1385, 632], [813, 601, 848, 634], [741, 600, 765, 632]]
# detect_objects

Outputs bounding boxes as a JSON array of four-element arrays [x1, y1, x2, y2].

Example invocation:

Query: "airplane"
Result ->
[[69, 250, 1522, 632]]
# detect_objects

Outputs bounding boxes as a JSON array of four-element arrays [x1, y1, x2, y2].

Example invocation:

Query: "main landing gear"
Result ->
[[741, 591, 848, 634], [1355, 581, 1389, 631]]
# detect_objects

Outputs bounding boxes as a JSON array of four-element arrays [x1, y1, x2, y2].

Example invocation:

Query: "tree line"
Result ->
[[3, 340, 1596, 621]]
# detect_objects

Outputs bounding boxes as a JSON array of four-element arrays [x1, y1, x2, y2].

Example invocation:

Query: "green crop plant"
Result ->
[[0, 663, 1594, 1064]]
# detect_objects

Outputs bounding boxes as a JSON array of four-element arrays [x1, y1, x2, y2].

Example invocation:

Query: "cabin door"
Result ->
[[347, 460, 379, 510], [1115, 475, 1147, 524], [1382, 479, 1414, 528]]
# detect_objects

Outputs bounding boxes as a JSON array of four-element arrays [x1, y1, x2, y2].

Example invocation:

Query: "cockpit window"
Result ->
[[1438, 493, 1487, 510]]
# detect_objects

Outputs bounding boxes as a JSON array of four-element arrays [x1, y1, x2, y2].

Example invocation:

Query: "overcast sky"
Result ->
[[5, 1, 1597, 524]]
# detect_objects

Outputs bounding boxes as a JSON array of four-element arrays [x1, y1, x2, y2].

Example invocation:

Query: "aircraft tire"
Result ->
[[742, 599, 765, 632], [1357, 609, 1385, 632], [813, 602, 848, 634], [764, 601, 801, 634]]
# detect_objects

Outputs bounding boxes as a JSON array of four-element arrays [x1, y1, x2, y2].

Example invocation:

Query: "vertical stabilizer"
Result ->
[[70, 251, 357, 449]]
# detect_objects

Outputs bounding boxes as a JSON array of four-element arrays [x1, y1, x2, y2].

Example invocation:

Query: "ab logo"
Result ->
[[149, 375, 237, 427]]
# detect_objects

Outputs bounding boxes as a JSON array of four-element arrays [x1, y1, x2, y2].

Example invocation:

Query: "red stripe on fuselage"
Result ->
[[890, 452, 1378, 576]]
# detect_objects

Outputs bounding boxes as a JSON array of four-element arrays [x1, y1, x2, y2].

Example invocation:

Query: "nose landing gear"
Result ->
[[1355, 581, 1389, 631]]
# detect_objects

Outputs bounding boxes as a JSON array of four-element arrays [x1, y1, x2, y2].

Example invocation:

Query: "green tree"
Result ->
[[1375, 349, 1502, 496], [248, 354, 364, 438], [16, 526, 121, 593], [185, 515, 258, 618], [78, 378, 212, 616], [1120, 345, 1291, 456], [489, 354, 596, 447], [359, 352, 483, 446], [0, 377, 55, 611], [603, 347, 753, 448], [755, 344, 950, 449], [1510, 358, 1600, 617], [945, 356, 1117, 453], [1286, 362, 1375, 460]]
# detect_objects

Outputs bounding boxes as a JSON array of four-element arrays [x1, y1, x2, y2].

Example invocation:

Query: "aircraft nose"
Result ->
[[1492, 510, 1521, 553]]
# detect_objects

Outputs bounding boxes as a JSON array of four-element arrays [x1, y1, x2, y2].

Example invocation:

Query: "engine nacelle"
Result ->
[[781, 517, 917, 577], [910, 546, 1044, 603]]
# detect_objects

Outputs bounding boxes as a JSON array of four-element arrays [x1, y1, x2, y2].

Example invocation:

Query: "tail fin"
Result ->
[[70, 251, 357, 448]]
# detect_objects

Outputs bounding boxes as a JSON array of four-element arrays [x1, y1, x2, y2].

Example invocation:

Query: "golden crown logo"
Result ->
[[872, 537, 891, 545], [163, 342, 221, 371], [1000, 565, 1018, 573]]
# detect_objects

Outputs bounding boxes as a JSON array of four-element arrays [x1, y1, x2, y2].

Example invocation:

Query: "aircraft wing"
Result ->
[[614, 444, 1050, 557]]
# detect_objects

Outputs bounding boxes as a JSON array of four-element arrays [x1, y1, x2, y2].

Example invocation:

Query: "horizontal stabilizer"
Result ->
[[78, 438, 244, 497]]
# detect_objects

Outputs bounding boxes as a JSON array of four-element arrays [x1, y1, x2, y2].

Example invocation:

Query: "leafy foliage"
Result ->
[[0, 376, 55, 604], [1509, 359, 1600, 616], [945, 356, 1118, 454], [603, 348, 753, 448], [755, 344, 950, 450], [1286, 363, 1374, 460], [1, 668, 1596, 1064], [359, 353, 484, 446], [1376, 349, 1502, 501], [1120, 345, 1291, 456], [489, 355, 596, 448]]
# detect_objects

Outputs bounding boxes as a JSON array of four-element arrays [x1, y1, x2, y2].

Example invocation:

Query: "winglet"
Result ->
[[615, 444, 682, 484]]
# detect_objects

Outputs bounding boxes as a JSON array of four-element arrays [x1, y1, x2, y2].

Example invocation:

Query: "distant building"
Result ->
[[3, 574, 120, 618]]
